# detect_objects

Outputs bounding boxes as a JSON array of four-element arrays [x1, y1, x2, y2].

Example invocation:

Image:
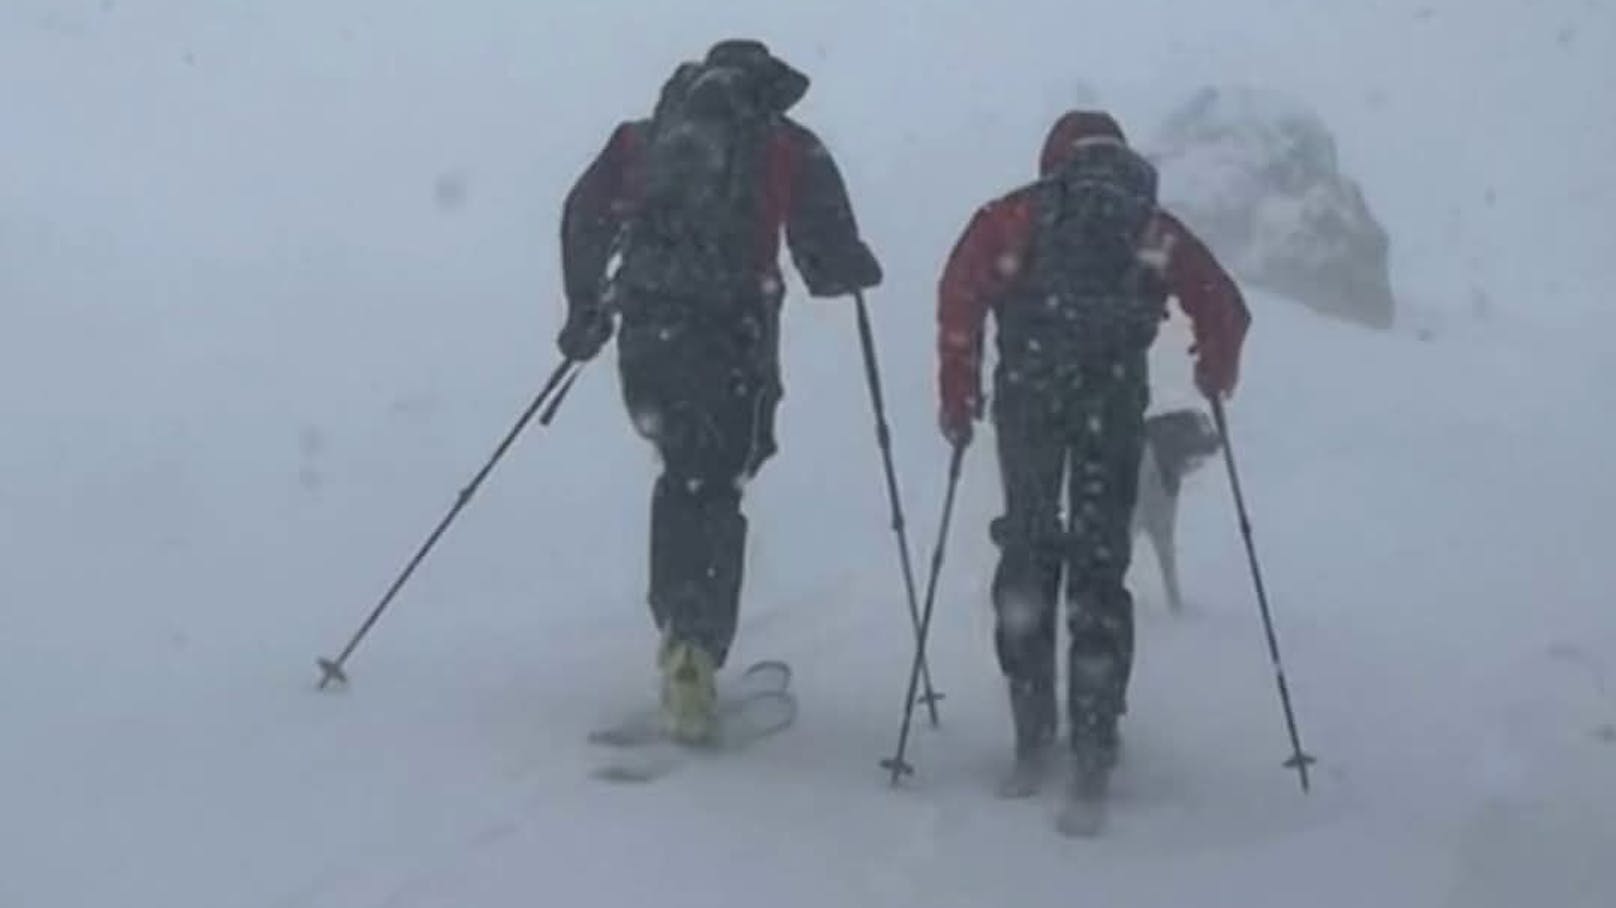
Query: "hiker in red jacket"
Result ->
[[558, 40, 881, 743], [936, 110, 1249, 805]]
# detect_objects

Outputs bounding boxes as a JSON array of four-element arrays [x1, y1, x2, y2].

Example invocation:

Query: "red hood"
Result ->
[[1039, 110, 1127, 176]]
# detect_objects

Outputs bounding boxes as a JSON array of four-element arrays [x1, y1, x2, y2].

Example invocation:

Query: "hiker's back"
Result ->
[[615, 60, 776, 302], [998, 139, 1166, 385]]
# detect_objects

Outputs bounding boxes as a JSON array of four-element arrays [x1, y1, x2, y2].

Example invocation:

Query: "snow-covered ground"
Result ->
[[3, 2, 1613, 906]]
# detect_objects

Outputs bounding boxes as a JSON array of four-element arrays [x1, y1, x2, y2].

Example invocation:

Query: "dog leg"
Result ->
[[1155, 501, 1184, 614], [1135, 443, 1175, 614]]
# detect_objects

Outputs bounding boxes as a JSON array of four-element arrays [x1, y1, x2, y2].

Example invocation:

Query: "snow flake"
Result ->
[[999, 594, 1044, 637], [631, 407, 663, 439]]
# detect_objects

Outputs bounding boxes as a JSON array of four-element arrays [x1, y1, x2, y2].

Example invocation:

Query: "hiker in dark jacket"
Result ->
[[936, 110, 1249, 809], [558, 39, 882, 743]]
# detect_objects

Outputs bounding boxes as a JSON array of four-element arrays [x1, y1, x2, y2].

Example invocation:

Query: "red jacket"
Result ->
[[937, 111, 1250, 428], [561, 117, 881, 315]]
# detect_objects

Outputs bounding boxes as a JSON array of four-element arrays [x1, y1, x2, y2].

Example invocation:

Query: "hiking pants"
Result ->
[[616, 295, 781, 667], [990, 353, 1149, 725]]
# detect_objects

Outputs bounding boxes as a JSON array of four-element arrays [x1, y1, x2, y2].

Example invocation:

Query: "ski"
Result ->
[[589, 660, 795, 783]]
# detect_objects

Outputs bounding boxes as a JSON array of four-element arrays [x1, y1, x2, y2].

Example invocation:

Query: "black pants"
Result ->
[[616, 297, 781, 668], [990, 354, 1148, 724]]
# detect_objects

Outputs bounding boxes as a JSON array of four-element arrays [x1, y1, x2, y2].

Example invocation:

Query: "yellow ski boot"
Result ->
[[658, 637, 718, 746]]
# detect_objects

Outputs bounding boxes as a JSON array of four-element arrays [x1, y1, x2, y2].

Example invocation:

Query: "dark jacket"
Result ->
[[560, 45, 880, 329]]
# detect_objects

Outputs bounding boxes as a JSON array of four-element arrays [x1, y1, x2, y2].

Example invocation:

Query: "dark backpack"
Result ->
[[1006, 139, 1166, 364], [616, 61, 774, 302]]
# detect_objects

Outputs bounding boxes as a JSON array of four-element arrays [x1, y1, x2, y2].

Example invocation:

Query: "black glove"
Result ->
[[837, 241, 883, 292], [557, 307, 613, 362], [800, 241, 884, 298]]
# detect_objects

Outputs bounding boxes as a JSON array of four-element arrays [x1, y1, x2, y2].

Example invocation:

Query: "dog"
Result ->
[[1132, 408, 1223, 613]]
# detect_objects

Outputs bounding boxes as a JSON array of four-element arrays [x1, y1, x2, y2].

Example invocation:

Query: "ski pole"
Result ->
[[852, 290, 943, 724], [316, 358, 581, 689], [540, 362, 582, 426], [883, 440, 967, 783], [1209, 395, 1316, 792]]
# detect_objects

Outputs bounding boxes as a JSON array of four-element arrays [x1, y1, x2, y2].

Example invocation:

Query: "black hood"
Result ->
[[704, 39, 809, 113]]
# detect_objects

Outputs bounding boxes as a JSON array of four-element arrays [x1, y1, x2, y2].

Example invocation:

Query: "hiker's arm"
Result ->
[[781, 123, 882, 298], [561, 122, 638, 319], [938, 194, 1031, 432], [1157, 211, 1250, 398]]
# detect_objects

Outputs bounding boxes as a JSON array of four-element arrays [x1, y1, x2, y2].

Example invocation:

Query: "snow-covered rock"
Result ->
[[1152, 87, 1396, 329]]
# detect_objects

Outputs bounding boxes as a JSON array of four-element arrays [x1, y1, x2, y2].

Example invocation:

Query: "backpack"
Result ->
[[1006, 138, 1166, 366], [616, 61, 774, 302]]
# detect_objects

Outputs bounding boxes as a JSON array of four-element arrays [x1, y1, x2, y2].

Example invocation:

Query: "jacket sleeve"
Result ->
[[1155, 211, 1251, 395], [560, 122, 640, 319], [937, 194, 1032, 426], [780, 122, 883, 298]]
